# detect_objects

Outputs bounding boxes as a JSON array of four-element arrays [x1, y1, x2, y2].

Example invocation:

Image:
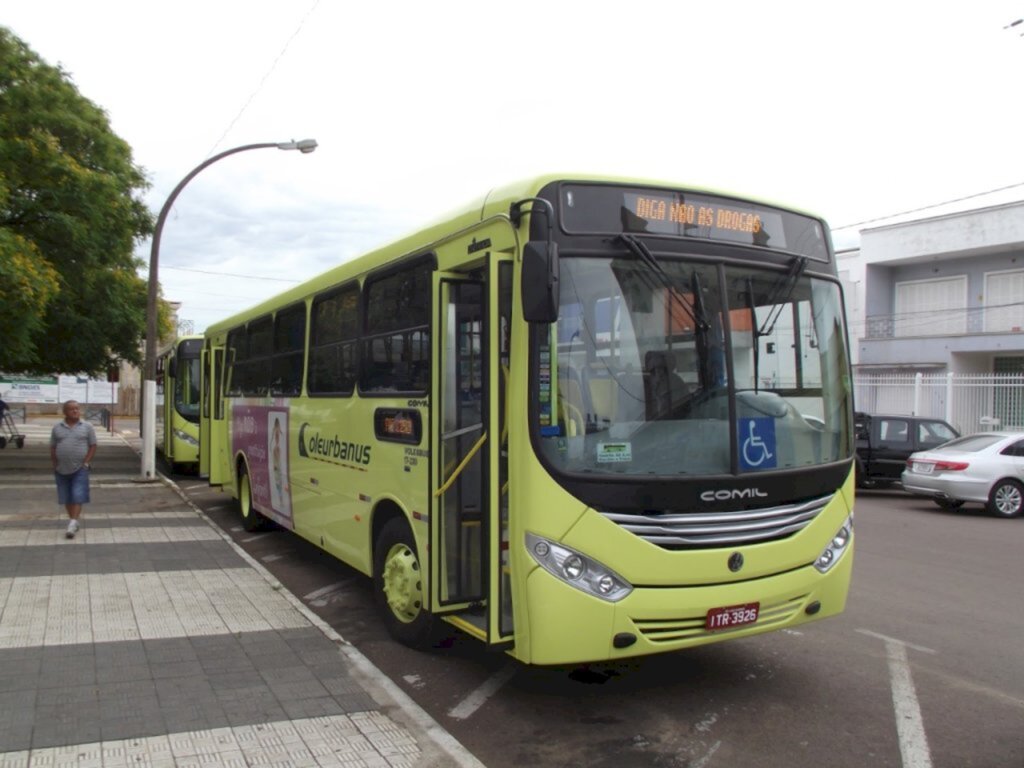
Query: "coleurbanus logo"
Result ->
[[700, 488, 768, 502], [297, 423, 372, 465]]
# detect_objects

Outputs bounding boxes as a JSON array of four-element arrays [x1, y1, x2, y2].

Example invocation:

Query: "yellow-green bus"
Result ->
[[157, 335, 202, 472], [200, 175, 855, 665]]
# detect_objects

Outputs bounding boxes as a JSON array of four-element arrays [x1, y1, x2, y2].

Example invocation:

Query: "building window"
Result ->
[[894, 276, 967, 337]]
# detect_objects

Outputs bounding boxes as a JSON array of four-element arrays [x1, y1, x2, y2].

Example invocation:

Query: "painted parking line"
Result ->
[[448, 665, 517, 721], [303, 582, 348, 607], [858, 629, 934, 768]]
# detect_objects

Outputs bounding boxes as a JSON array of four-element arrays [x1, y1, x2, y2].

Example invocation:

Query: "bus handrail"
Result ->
[[434, 431, 488, 498]]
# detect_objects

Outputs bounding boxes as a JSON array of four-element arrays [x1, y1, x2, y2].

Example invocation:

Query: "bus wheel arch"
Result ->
[[372, 508, 435, 648], [235, 454, 267, 532]]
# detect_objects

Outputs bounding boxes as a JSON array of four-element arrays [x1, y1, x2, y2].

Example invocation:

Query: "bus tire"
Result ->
[[374, 517, 435, 648], [237, 463, 267, 532]]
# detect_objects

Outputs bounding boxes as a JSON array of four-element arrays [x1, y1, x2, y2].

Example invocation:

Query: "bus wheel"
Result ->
[[374, 518, 434, 648], [238, 465, 266, 532]]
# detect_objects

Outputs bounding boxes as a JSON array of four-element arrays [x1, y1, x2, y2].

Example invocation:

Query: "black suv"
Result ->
[[854, 412, 959, 488]]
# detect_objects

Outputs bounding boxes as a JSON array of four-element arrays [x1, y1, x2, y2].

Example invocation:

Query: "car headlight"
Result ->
[[173, 428, 199, 446], [815, 513, 853, 573], [526, 532, 633, 602]]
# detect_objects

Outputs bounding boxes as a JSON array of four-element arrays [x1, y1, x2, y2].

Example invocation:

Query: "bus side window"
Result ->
[[360, 260, 432, 395], [272, 303, 306, 396], [309, 283, 359, 396]]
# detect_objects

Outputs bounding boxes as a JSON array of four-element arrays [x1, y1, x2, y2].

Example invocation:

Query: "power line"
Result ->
[[162, 265, 301, 283], [832, 181, 1024, 231], [206, 0, 321, 157]]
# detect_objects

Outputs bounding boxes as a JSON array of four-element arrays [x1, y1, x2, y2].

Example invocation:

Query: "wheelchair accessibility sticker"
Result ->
[[739, 417, 776, 470]]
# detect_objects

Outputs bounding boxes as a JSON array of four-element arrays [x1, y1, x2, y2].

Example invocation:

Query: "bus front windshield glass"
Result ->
[[535, 255, 852, 476], [175, 356, 202, 422]]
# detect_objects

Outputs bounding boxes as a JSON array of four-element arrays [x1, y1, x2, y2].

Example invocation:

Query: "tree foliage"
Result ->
[[0, 27, 155, 375]]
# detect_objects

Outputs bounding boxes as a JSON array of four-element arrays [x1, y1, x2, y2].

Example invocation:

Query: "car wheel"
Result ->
[[374, 517, 435, 648], [987, 479, 1024, 518], [932, 499, 964, 511]]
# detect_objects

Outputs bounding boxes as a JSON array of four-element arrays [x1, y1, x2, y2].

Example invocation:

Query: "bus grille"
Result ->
[[599, 494, 833, 550], [633, 595, 808, 643]]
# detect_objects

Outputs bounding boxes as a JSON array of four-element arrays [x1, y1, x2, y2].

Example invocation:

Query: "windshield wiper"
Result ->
[[618, 234, 714, 393], [690, 270, 712, 388], [757, 255, 807, 337], [617, 234, 704, 330], [747, 277, 760, 393]]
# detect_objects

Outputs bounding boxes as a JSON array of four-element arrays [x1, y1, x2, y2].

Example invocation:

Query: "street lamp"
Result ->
[[140, 139, 318, 480]]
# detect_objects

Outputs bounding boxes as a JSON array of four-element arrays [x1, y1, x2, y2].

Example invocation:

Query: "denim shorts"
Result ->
[[55, 467, 90, 505]]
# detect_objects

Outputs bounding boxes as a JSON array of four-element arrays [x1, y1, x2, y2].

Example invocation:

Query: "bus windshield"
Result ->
[[536, 254, 852, 476], [175, 355, 202, 422]]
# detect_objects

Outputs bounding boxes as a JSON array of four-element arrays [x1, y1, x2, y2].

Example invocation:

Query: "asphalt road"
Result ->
[[172, 469, 1024, 768]]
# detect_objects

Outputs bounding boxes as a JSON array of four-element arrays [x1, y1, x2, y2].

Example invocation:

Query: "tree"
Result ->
[[0, 27, 156, 375]]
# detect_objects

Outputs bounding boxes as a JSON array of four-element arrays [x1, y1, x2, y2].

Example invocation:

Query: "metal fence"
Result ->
[[854, 373, 1024, 433]]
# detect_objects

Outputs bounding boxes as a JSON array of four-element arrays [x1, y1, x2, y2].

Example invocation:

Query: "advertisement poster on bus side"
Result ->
[[232, 405, 293, 528]]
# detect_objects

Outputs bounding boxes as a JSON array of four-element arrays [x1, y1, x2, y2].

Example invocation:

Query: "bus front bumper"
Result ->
[[521, 541, 853, 666]]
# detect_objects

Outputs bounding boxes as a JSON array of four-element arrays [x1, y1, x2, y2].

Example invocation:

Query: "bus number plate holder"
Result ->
[[705, 602, 759, 631]]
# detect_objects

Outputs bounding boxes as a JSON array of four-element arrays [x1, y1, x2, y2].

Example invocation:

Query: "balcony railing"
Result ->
[[865, 304, 1024, 339]]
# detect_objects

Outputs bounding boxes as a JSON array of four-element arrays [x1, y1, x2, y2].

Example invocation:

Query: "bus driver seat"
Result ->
[[644, 350, 689, 420]]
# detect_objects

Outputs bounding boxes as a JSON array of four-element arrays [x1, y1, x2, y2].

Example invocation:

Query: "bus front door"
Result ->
[[432, 265, 513, 649], [200, 347, 211, 478]]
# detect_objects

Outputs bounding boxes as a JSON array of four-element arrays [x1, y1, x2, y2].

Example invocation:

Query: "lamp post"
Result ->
[[141, 139, 317, 480]]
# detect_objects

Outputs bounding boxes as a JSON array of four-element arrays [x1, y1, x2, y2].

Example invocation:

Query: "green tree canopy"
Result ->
[[0, 27, 155, 375]]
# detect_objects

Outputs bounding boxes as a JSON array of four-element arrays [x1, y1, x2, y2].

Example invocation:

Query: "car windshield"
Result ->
[[534, 254, 853, 477], [934, 434, 1003, 452]]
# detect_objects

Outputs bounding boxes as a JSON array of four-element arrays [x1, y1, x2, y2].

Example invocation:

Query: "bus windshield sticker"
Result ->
[[738, 417, 777, 471], [596, 442, 633, 463]]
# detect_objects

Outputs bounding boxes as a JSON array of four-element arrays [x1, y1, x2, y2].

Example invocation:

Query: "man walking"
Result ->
[[50, 400, 97, 539]]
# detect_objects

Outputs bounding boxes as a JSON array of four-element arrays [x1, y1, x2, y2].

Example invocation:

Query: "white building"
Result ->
[[837, 200, 1024, 376]]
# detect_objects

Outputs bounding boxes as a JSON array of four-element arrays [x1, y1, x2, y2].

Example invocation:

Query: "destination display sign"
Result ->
[[374, 408, 422, 444], [559, 184, 830, 261]]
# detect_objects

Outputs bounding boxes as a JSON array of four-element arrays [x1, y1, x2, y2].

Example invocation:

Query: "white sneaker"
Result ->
[[66, 520, 79, 539]]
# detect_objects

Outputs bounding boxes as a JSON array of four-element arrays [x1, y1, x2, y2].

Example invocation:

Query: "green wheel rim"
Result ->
[[240, 473, 252, 519], [382, 541, 423, 624]]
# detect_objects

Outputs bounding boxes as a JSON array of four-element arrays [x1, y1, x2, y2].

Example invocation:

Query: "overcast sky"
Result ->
[[6, 1, 1024, 332]]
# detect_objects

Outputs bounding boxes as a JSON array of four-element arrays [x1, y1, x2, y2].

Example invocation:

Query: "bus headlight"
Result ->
[[526, 532, 632, 602], [173, 428, 199, 446], [815, 513, 853, 574]]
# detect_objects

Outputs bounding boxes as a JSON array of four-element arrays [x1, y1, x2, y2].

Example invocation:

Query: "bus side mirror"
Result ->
[[168, 359, 177, 378], [522, 241, 559, 323]]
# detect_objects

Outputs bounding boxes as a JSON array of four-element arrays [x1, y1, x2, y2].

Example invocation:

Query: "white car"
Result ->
[[901, 432, 1024, 517]]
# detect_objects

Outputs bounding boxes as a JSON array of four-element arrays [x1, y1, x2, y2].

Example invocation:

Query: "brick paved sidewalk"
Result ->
[[0, 422, 482, 767]]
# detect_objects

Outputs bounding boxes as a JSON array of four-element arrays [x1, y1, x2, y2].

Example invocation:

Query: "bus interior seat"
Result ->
[[558, 366, 587, 436], [587, 376, 618, 424], [645, 350, 690, 419]]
